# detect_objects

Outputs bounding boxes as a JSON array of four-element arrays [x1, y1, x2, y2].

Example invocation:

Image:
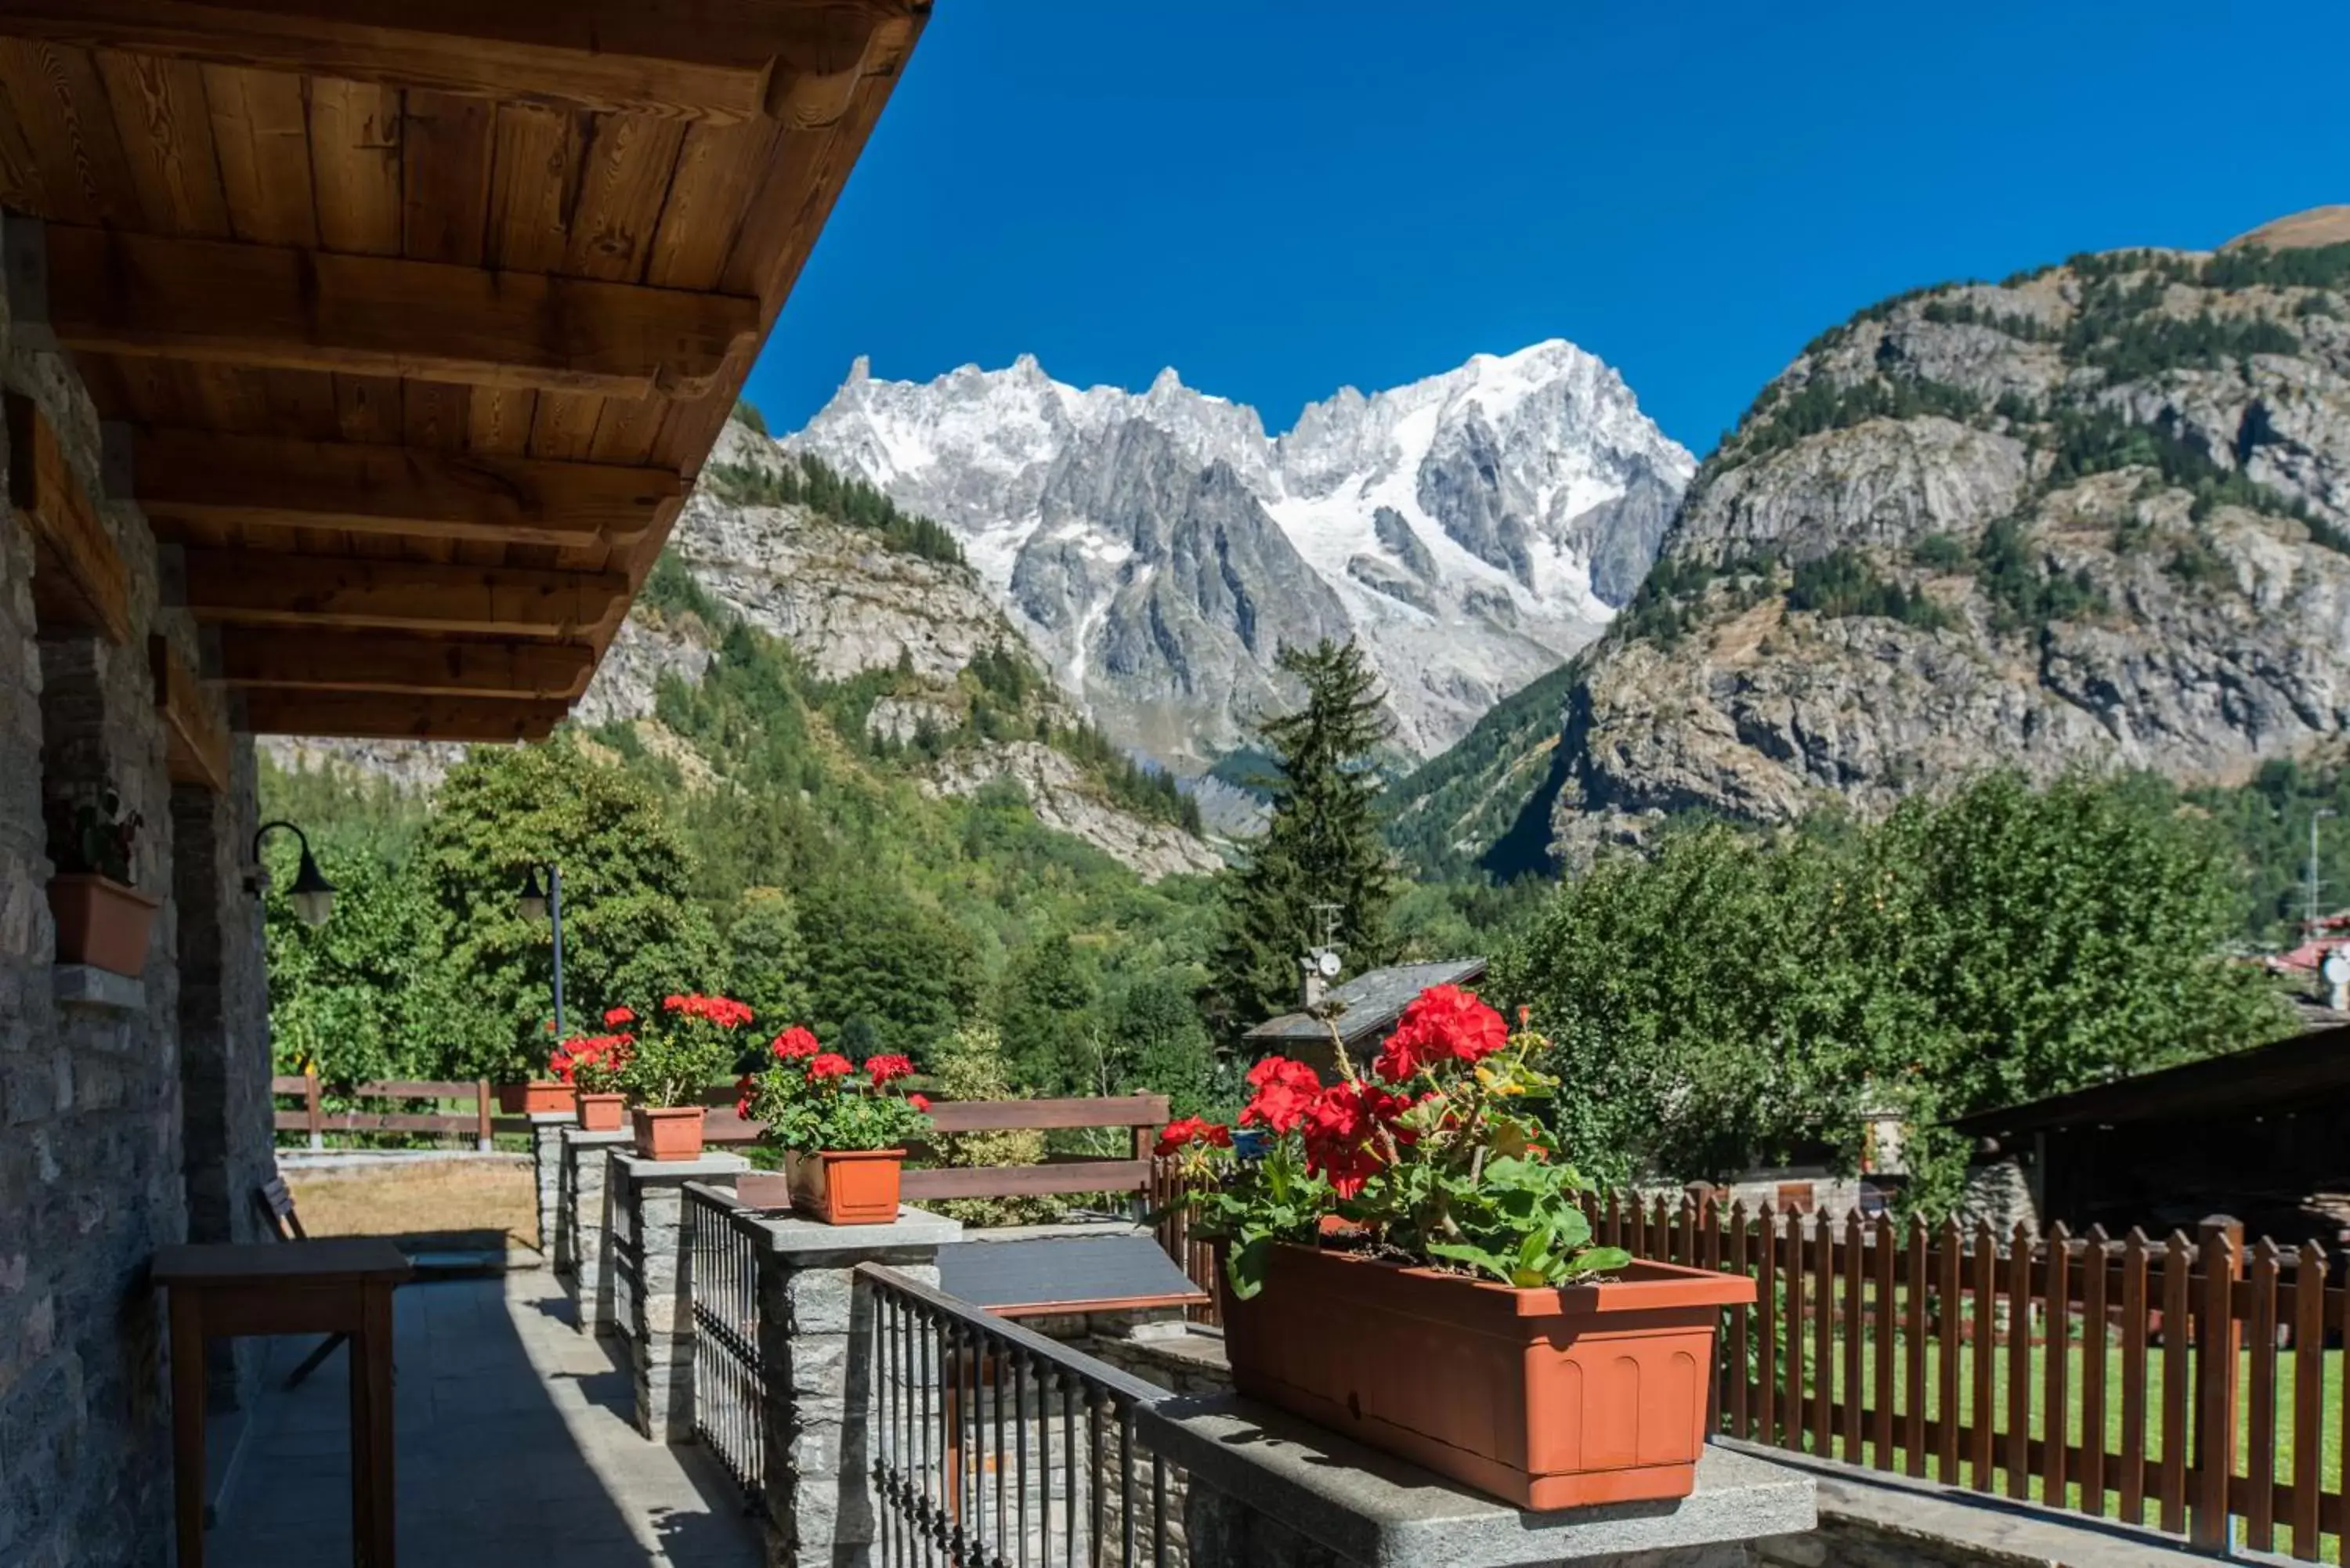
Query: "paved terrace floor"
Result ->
[[210, 1269, 761, 1567]]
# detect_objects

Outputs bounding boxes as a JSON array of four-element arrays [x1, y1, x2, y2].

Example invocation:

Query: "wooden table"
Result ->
[[154, 1237, 414, 1567]]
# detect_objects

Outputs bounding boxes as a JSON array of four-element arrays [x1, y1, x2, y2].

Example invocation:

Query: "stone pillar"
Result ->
[[1152, 1401, 1816, 1568], [608, 1150, 748, 1441], [530, 1109, 577, 1262], [753, 1207, 963, 1568], [559, 1127, 632, 1332]]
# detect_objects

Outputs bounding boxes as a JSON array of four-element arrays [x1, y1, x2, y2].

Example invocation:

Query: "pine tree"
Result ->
[[1209, 638, 1397, 1038]]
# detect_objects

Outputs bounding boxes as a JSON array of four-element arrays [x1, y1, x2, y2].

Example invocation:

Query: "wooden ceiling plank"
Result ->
[[149, 634, 230, 790], [42, 225, 760, 398], [240, 689, 569, 742], [93, 48, 231, 236], [132, 427, 671, 547], [401, 89, 494, 265], [0, 40, 143, 225], [0, 1, 919, 125], [0, 55, 52, 211], [486, 103, 581, 274], [219, 630, 595, 699], [202, 63, 316, 246], [6, 392, 132, 642], [645, 117, 775, 291], [307, 77, 403, 255], [562, 111, 686, 284], [183, 547, 630, 636]]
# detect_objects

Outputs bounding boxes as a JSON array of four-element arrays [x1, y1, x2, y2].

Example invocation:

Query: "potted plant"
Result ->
[[739, 1027, 931, 1223], [620, 993, 754, 1161], [507, 1009, 636, 1114], [550, 1027, 633, 1132], [45, 787, 158, 977], [1160, 984, 1754, 1511]]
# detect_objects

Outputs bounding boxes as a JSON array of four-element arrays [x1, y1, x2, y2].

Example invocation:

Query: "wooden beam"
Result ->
[[240, 690, 569, 742], [219, 631, 597, 699], [132, 428, 674, 549], [42, 226, 758, 399], [150, 635, 230, 792], [0, 0, 924, 124], [183, 550, 628, 636], [7, 394, 132, 641]]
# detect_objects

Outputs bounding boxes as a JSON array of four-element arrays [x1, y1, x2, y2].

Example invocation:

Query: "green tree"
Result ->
[[924, 1023, 1061, 1226], [798, 879, 982, 1063], [728, 887, 812, 1031], [1211, 638, 1398, 1035], [413, 740, 722, 1079], [1108, 974, 1222, 1118], [993, 931, 1100, 1093]]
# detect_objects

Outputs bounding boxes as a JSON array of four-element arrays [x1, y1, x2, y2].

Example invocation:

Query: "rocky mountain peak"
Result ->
[[788, 341, 1691, 767]]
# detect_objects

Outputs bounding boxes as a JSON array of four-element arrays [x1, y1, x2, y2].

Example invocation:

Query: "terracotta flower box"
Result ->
[[498, 1081, 573, 1116], [47, 873, 160, 977], [1220, 1245, 1755, 1509], [789, 1148, 905, 1225], [632, 1105, 707, 1162], [576, 1091, 626, 1133]]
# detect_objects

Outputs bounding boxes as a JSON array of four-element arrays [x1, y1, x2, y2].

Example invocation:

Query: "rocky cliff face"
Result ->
[[1390, 217, 2350, 871], [786, 341, 1693, 767]]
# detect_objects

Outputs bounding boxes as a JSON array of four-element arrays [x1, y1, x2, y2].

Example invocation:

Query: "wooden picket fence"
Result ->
[[270, 1071, 525, 1149], [1586, 1191, 2350, 1559]]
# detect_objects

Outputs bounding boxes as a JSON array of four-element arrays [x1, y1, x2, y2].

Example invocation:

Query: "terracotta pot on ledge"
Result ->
[[48, 873, 161, 977], [1220, 1246, 1755, 1510], [576, 1091, 626, 1133], [789, 1148, 905, 1225], [498, 1082, 574, 1116], [632, 1105, 707, 1162]]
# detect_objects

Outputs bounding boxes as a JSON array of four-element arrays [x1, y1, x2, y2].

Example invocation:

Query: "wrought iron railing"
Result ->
[[859, 1263, 1187, 1567], [685, 1183, 766, 1508]]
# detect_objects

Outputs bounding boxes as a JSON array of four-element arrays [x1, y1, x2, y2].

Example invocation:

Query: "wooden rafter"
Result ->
[[240, 690, 571, 742], [218, 630, 597, 699], [0, 0, 922, 124], [132, 428, 676, 549], [6, 393, 132, 642], [150, 635, 230, 792], [183, 550, 629, 636], [39, 226, 760, 398]]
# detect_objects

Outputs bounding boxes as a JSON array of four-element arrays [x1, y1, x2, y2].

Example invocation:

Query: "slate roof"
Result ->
[[1242, 957, 1488, 1047]]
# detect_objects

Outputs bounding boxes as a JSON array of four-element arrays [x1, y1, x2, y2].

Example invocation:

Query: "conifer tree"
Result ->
[[1210, 638, 1397, 1038]]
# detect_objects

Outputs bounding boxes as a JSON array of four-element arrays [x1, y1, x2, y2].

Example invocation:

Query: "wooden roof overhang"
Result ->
[[0, 0, 929, 741]]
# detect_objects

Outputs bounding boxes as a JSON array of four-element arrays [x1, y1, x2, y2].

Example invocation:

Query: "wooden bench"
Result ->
[[702, 1092, 1173, 1205]]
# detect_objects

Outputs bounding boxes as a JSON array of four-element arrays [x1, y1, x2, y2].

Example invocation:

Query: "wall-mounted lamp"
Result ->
[[248, 820, 336, 927]]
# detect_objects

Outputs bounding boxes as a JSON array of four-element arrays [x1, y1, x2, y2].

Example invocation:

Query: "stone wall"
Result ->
[[607, 1152, 745, 1440], [0, 254, 272, 1567]]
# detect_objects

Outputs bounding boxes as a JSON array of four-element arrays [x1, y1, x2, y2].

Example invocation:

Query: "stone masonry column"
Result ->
[[753, 1206, 963, 1568], [559, 1127, 632, 1332], [530, 1109, 577, 1263], [609, 1150, 748, 1440]]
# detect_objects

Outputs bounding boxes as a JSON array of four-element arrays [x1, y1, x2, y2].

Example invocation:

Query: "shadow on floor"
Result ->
[[208, 1270, 762, 1567]]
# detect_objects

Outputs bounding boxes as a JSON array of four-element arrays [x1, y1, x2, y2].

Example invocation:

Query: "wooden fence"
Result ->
[[270, 1071, 523, 1149], [1586, 1192, 2350, 1560]]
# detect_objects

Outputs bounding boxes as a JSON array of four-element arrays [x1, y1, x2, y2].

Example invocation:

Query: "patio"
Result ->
[[209, 1270, 759, 1568]]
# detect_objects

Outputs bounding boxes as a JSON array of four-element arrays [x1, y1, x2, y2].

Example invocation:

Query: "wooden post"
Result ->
[[2190, 1216, 2243, 1552], [475, 1078, 494, 1151], [305, 1067, 324, 1151]]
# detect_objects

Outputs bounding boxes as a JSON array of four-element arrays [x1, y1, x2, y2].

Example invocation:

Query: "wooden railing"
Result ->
[[1589, 1192, 2346, 1561], [701, 1091, 1172, 1203], [270, 1071, 524, 1150]]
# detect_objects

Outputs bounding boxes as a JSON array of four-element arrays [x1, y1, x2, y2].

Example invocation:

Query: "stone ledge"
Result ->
[[610, 1151, 750, 1183], [1145, 1396, 1815, 1568], [561, 1127, 635, 1147], [52, 963, 144, 1013], [1727, 1440, 2215, 1568], [528, 1110, 578, 1125], [750, 1205, 963, 1262]]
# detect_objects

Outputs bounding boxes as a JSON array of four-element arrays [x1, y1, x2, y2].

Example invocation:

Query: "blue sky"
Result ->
[[744, 1, 2350, 457]]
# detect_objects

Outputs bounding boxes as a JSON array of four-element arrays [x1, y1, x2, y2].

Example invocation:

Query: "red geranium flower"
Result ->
[[1154, 1117, 1234, 1157], [907, 1093, 932, 1114], [1375, 984, 1509, 1082], [772, 1026, 819, 1060], [733, 1073, 756, 1118], [805, 1052, 853, 1081], [1239, 1056, 1321, 1134], [604, 1006, 635, 1028], [1299, 1081, 1411, 1198], [864, 1053, 915, 1086]]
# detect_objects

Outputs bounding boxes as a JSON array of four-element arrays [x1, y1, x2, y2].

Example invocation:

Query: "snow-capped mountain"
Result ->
[[784, 341, 1693, 766]]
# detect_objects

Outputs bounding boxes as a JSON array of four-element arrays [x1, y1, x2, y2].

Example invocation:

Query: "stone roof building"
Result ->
[[1242, 958, 1487, 1077]]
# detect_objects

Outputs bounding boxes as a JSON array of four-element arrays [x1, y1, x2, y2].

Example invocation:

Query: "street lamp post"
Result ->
[[250, 820, 337, 927], [519, 865, 566, 1038]]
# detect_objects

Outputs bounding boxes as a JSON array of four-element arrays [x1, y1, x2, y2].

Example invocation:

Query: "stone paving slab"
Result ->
[[208, 1270, 761, 1567]]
